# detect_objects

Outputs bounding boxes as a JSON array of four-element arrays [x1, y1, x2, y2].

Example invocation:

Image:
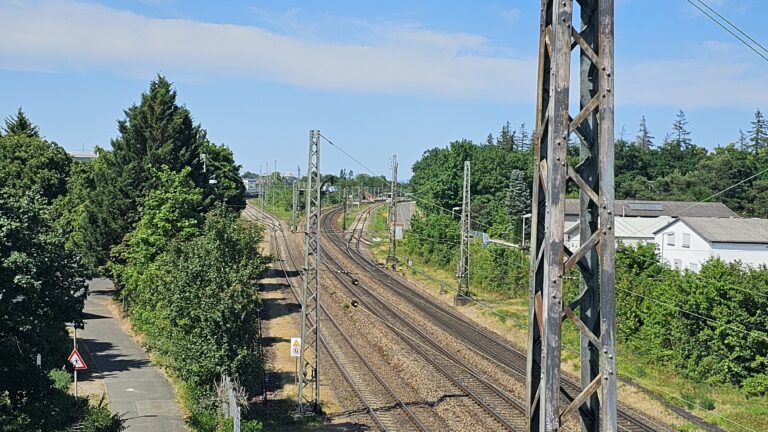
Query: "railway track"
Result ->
[[320, 206, 528, 431], [244, 206, 429, 432], [324, 204, 669, 432], [249, 205, 529, 430]]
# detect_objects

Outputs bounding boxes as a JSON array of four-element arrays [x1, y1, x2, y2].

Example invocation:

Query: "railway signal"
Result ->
[[525, 1, 617, 431]]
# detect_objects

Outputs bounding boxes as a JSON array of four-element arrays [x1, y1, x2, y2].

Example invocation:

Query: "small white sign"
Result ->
[[290, 338, 301, 357]]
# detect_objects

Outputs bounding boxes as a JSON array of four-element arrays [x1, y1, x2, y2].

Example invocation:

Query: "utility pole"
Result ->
[[386, 155, 398, 269], [298, 130, 322, 414], [525, 1, 616, 432], [291, 179, 299, 232], [456, 160, 471, 305], [273, 159, 278, 210], [342, 188, 348, 231], [265, 162, 270, 210]]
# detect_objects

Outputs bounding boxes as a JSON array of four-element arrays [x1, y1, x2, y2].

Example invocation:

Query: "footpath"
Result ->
[[79, 278, 186, 431]]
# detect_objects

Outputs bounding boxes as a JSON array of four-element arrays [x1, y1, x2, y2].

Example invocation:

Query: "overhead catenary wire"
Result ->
[[318, 133, 526, 243], [686, 0, 768, 63], [693, 0, 768, 55]]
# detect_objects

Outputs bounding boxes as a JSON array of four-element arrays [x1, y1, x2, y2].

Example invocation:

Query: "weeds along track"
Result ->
[[244, 205, 429, 432], [325, 205, 668, 432]]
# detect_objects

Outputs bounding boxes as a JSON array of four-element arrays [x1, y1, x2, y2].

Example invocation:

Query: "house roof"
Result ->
[[654, 217, 768, 244], [567, 216, 673, 240], [565, 199, 737, 218]]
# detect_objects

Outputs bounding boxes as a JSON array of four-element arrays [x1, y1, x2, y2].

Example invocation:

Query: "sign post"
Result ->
[[68, 328, 87, 397], [290, 337, 301, 392]]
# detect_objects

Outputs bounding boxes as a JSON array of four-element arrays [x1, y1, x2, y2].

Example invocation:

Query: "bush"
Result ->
[[741, 374, 768, 398], [680, 391, 716, 411], [49, 368, 72, 391], [118, 209, 270, 414]]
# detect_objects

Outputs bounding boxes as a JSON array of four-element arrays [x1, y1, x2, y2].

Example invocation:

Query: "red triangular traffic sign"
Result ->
[[68, 348, 88, 370]]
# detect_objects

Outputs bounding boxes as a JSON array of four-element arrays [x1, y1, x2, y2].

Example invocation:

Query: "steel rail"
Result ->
[[245, 205, 429, 432], [325, 205, 666, 432]]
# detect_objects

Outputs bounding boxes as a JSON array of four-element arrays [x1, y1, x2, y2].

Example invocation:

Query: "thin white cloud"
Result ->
[[0, 0, 536, 102], [617, 51, 768, 108], [500, 8, 521, 24], [0, 1, 765, 110]]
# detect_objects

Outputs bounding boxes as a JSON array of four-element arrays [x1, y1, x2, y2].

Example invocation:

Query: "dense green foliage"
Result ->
[[88, 78, 269, 428], [404, 115, 768, 402], [60, 76, 245, 272], [0, 114, 71, 202], [117, 209, 269, 412], [257, 170, 390, 219], [616, 110, 768, 215], [615, 244, 768, 394], [3, 76, 267, 430], [0, 112, 123, 431]]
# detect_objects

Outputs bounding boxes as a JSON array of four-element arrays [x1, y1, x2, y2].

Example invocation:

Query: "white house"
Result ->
[[653, 217, 768, 271], [566, 216, 673, 250], [564, 199, 737, 233]]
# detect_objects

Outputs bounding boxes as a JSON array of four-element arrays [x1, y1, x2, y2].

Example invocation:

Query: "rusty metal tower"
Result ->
[[456, 160, 471, 302], [525, 0, 616, 431], [298, 129, 322, 414], [386, 155, 398, 268]]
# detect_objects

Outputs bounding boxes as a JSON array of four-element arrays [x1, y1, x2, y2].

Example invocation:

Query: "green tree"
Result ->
[[505, 169, 529, 240], [62, 76, 244, 270], [496, 121, 516, 151], [0, 120, 72, 202], [671, 109, 692, 149], [748, 109, 767, 154], [635, 115, 653, 150], [517, 123, 530, 150], [0, 189, 122, 431], [111, 167, 203, 294], [3, 108, 40, 138], [125, 210, 270, 410]]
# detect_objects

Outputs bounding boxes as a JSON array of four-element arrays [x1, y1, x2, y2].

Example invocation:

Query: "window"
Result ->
[[674, 259, 683, 269], [666, 232, 675, 246], [682, 233, 691, 248], [689, 262, 699, 272]]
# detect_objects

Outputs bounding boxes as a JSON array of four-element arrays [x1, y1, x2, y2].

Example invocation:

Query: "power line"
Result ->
[[693, 0, 768, 56], [687, 0, 768, 63]]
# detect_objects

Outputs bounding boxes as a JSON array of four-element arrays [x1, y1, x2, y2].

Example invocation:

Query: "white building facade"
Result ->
[[654, 217, 768, 271]]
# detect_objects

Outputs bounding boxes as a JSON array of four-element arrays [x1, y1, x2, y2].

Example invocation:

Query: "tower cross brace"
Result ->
[[456, 160, 471, 301], [298, 129, 322, 414], [525, 0, 616, 431]]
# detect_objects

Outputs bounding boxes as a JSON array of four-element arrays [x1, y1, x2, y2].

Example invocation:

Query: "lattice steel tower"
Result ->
[[456, 160, 471, 301], [291, 178, 299, 232], [298, 130, 322, 414], [525, 0, 616, 431], [386, 155, 398, 268]]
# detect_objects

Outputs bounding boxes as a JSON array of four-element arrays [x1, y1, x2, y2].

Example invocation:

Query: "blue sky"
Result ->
[[1, 0, 767, 179]]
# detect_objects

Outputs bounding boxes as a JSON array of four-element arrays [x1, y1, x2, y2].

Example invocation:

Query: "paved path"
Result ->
[[80, 278, 186, 431]]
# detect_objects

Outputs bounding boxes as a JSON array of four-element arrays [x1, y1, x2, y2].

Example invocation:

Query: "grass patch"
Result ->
[[249, 198, 293, 225], [338, 202, 368, 230]]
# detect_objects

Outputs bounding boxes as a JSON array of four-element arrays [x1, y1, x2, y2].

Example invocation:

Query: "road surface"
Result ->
[[80, 278, 186, 431]]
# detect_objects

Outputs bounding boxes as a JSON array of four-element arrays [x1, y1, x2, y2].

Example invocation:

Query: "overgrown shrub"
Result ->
[[741, 374, 768, 398], [118, 207, 270, 413]]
